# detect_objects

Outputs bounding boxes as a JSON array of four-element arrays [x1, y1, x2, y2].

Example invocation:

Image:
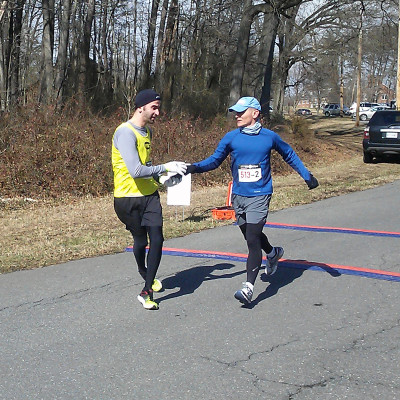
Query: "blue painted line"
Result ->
[[125, 246, 400, 282], [264, 222, 400, 238], [279, 262, 400, 282]]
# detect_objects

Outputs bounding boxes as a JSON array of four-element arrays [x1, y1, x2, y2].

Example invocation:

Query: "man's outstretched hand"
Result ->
[[306, 174, 319, 190], [184, 164, 197, 175], [164, 161, 187, 175]]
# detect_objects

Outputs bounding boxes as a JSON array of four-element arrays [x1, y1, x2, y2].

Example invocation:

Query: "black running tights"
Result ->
[[239, 221, 273, 285], [131, 226, 164, 292]]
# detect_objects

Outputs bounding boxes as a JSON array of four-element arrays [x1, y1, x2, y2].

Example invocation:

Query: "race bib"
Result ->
[[238, 164, 262, 182]]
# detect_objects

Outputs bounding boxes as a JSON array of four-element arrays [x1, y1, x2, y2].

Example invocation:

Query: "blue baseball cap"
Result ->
[[228, 97, 261, 112]]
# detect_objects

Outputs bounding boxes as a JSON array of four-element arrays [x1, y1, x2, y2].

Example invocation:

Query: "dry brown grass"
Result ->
[[1, 116, 400, 274], [0, 187, 229, 273]]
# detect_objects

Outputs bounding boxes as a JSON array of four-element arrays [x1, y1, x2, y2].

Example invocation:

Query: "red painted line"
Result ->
[[282, 259, 400, 278], [265, 221, 400, 236], [126, 246, 400, 278]]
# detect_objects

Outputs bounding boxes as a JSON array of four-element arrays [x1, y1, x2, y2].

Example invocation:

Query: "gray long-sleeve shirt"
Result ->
[[113, 121, 166, 178]]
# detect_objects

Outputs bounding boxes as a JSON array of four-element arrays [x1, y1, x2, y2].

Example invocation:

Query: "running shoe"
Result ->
[[137, 290, 159, 310], [265, 246, 284, 276], [234, 282, 253, 304], [152, 278, 163, 292]]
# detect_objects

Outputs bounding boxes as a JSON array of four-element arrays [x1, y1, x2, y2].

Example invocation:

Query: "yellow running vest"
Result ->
[[112, 123, 159, 197]]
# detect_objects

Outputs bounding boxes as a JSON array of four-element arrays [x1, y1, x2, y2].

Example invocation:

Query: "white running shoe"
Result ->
[[234, 282, 253, 304]]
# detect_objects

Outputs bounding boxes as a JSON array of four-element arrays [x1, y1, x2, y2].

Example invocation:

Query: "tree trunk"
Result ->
[[272, 4, 300, 115], [0, 0, 9, 110], [0, 0, 6, 20], [54, 0, 71, 107], [160, 0, 179, 110], [9, 0, 25, 106], [259, 11, 279, 116], [154, 0, 169, 85], [78, 0, 95, 102], [273, 57, 290, 115], [255, 8, 273, 98], [39, 0, 55, 104], [132, 0, 138, 85], [228, 0, 253, 104], [100, 0, 107, 73], [140, 0, 161, 89]]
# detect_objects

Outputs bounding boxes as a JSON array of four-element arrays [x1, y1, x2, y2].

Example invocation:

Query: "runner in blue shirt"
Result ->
[[186, 97, 319, 305]]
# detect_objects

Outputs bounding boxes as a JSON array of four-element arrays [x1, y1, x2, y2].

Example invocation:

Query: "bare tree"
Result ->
[[7, 0, 26, 106], [77, 0, 95, 102], [54, 0, 71, 107], [0, 0, 9, 109], [39, 0, 54, 104], [273, 0, 349, 114], [229, 0, 305, 112], [259, 9, 280, 115], [154, 0, 168, 85], [0, 0, 397, 117], [159, 0, 179, 110], [140, 0, 161, 89]]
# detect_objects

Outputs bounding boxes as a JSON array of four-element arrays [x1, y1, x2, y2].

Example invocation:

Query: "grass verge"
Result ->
[[1, 117, 400, 274]]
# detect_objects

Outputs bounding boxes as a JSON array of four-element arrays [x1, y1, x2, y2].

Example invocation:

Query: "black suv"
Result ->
[[363, 110, 400, 163]]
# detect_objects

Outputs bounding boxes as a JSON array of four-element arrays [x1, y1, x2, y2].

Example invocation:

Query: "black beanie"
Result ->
[[135, 89, 161, 108]]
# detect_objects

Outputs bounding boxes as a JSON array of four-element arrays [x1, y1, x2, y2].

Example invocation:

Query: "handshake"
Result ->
[[163, 161, 187, 176], [159, 161, 194, 187]]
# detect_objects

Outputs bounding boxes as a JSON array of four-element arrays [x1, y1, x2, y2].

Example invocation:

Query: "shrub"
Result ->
[[0, 105, 318, 199], [0, 104, 116, 197]]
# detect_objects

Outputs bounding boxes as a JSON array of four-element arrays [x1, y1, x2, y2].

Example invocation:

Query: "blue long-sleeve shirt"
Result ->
[[193, 127, 311, 197]]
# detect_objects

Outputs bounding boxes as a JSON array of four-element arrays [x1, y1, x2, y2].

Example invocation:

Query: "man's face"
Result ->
[[235, 107, 260, 128], [141, 100, 161, 124]]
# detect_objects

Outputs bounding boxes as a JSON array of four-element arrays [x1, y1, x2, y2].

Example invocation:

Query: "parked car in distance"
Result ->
[[349, 102, 380, 115], [322, 103, 351, 117], [323, 103, 341, 117], [363, 110, 400, 163], [353, 106, 389, 121], [295, 108, 312, 116], [343, 105, 351, 115]]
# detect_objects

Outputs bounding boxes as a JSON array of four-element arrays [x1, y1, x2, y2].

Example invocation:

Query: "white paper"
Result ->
[[167, 173, 191, 206]]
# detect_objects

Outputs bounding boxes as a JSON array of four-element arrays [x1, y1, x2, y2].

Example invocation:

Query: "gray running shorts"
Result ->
[[231, 194, 272, 226]]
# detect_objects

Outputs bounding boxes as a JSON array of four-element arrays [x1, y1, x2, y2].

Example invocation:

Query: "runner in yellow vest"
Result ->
[[112, 89, 186, 310]]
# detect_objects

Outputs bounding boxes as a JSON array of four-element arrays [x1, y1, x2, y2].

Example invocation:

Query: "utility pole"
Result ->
[[340, 56, 344, 115], [355, 3, 364, 127], [397, 0, 400, 109]]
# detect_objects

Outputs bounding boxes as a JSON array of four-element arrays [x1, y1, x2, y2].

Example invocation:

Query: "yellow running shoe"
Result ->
[[152, 278, 163, 292], [137, 290, 159, 310]]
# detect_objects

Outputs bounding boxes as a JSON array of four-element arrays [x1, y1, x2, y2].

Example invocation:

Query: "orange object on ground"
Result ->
[[211, 181, 236, 220]]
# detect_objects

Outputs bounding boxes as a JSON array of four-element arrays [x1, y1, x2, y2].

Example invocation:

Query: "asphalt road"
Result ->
[[1, 180, 400, 400]]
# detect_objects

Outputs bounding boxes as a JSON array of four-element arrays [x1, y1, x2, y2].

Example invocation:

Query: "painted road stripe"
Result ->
[[125, 246, 400, 282], [264, 222, 400, 238]]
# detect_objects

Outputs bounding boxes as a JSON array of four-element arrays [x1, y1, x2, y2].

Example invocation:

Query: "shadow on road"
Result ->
[[244, 260, 341, 309], [158, 259, 342, 307], [158, 263, 242, 303]]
